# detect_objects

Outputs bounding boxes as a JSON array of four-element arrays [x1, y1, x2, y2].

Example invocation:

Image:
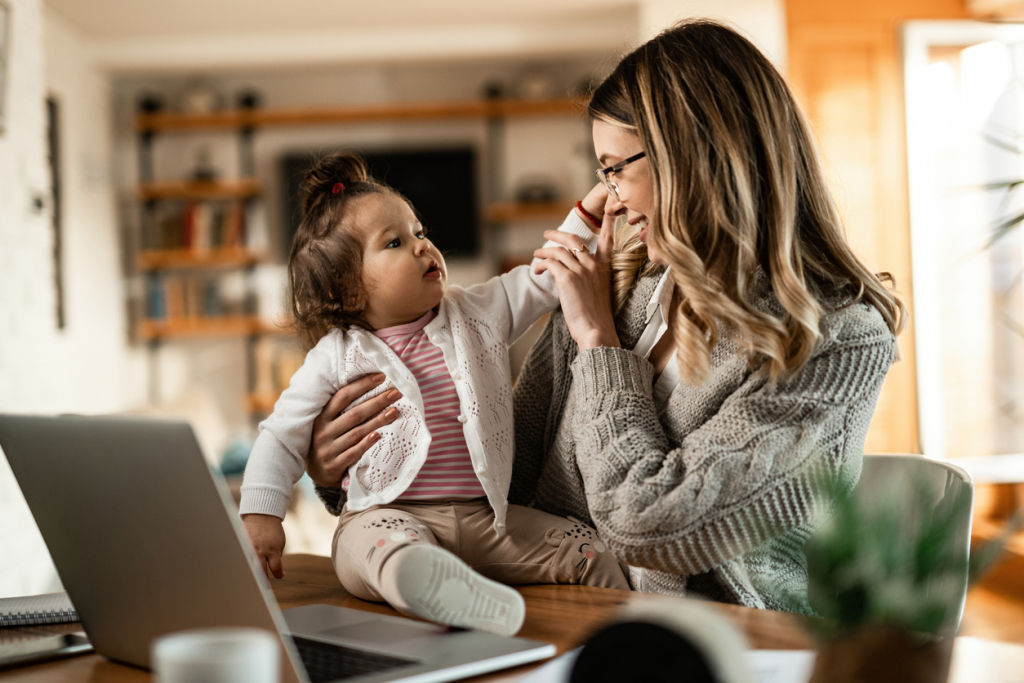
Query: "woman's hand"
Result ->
[[307, 373, 402, 488], [242, 513, 287, 579], [533, 212, 621, 351]]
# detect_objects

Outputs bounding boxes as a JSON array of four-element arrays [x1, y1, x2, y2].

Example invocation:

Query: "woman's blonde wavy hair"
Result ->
[[590, 19, 905, 383]]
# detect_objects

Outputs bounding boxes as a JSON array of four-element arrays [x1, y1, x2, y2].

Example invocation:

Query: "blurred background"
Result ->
[[2, 0, 1019, 598]]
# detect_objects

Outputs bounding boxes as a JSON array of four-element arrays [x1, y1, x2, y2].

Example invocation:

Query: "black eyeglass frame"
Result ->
[[596, 151, 647, 199]]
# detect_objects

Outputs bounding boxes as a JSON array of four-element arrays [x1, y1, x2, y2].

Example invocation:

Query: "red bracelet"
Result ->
[[575, 201, 602, 230]]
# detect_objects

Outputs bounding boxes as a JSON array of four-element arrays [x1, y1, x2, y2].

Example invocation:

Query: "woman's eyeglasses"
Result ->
[[596, 151, 647, 201]]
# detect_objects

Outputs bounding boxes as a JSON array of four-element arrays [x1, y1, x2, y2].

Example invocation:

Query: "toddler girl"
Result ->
[[239, 152, 627, 637]]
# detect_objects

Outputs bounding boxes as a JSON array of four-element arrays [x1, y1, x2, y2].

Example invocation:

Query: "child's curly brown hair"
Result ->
[[288, 151, 406, 349]]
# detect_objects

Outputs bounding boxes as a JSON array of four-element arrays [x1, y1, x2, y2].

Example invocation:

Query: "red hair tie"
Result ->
[[332, 182, 346, 194]]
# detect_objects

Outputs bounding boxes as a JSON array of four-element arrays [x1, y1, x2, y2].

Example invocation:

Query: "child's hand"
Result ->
[[242, 514, 287, 579], [578, 182, 610, 234]]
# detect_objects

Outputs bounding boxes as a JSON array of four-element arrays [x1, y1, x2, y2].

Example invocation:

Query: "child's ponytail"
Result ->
[[288, 151, 400, 348], [299, 153, 372, 230]]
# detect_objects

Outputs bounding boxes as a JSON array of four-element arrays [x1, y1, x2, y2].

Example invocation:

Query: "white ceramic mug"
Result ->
[[152, 627, 280, 683]]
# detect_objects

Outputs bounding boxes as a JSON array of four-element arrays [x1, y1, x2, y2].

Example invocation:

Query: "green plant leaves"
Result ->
[[805, 475, 973, 637]]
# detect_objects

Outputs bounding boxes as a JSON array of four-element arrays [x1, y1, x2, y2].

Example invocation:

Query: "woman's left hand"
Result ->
[[533, 215, 621, 350]]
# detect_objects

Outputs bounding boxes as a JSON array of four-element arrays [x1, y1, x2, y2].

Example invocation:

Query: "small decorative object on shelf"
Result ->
[[481, 81, 504, 101], [191, 147, 218, 182], [180, 79, 224, 115], [236, 89, 262, 111], [515, 68, 558, 101], [138, 93, 164, 115], [514, 175, 560, 204]]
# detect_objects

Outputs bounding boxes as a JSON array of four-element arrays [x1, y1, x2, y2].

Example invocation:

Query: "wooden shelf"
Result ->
[[256, 318, 296, 336], [485, 201, 575, 223], [246, 391, 282, 414], [137, 247, 263, 271], [135, 98, 584, 132], [137, 179, 262, 201], [138, 315, 265, 341]]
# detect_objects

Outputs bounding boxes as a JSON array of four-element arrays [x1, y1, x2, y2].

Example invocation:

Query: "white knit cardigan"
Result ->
[[239, 213, 597, 534]]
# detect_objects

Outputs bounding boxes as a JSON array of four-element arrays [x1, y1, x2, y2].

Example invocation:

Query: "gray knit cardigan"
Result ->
[[505, 269, 895, 613], [317, 269, 895, 613]]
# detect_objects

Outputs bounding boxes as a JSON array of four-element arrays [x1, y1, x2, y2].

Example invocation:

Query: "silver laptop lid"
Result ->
[[0, 414, 306, 683]]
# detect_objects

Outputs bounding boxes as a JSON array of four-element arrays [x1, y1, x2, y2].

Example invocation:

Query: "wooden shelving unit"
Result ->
[[137, 247, 263, 271], [484, 201, 575, 223], [137, 315, 264, 341], [134, 98, 583, 132], [137, 179, 262, 201]]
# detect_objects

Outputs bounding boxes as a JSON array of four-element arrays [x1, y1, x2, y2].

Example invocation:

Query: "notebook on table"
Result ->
[[0, 414, 556, 682], [0, 592, 77, 628]]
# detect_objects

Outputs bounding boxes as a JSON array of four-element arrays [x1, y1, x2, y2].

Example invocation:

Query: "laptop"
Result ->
[[0, 414, 555, 682]]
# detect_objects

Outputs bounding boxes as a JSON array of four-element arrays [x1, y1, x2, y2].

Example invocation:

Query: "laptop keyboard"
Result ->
[[291, 636, 418, 682]]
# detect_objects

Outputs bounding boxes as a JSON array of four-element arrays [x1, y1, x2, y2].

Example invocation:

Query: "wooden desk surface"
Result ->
[[4, 553, 1024, 682]]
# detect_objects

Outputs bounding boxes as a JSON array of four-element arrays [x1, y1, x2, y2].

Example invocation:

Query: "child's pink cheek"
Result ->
[[377, 539, 386, 547]]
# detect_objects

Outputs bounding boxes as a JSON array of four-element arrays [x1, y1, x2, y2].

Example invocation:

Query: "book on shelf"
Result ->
[[146, 199, 252, 252], [146, 274, 231, 320], [0, 592, 77, 628]]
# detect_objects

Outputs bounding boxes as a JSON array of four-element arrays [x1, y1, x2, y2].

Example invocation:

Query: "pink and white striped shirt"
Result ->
[[373, 310, 487, 501]]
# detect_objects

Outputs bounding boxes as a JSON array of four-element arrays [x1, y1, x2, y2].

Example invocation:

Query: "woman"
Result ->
[[306, 20, 903, 614]]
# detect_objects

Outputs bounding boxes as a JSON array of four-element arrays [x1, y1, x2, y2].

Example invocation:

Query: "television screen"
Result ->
[[281, 148, 480, 257]]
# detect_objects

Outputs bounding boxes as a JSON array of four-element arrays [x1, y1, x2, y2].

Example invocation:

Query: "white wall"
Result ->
[[639, 0, 787, 72], [0, 0, 61, 598], [0, 3, 135, 598], [44, 9, 145, 412]]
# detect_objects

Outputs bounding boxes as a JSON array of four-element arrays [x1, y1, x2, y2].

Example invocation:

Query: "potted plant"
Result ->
[[804, 469, 1019, 683]]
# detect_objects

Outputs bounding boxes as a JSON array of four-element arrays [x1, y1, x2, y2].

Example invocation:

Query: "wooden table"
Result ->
[[4, 553, 1024, 682]]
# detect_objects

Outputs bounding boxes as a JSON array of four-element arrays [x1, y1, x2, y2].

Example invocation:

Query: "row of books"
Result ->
[[146, 274, 250, 320], [143, 201, 267, 252]]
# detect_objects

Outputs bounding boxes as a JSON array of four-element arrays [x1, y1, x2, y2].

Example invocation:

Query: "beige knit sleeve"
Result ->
[[568, 329, 895, 577]]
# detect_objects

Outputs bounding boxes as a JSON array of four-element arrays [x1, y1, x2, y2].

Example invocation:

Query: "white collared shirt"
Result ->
[[631, 267, 680, 413]]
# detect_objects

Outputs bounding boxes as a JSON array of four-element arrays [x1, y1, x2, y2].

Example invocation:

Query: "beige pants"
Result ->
[[332, 498, 628, 610]]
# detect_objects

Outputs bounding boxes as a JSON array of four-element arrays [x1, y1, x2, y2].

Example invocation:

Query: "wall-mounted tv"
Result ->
[[281, 147, 480, 258]]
